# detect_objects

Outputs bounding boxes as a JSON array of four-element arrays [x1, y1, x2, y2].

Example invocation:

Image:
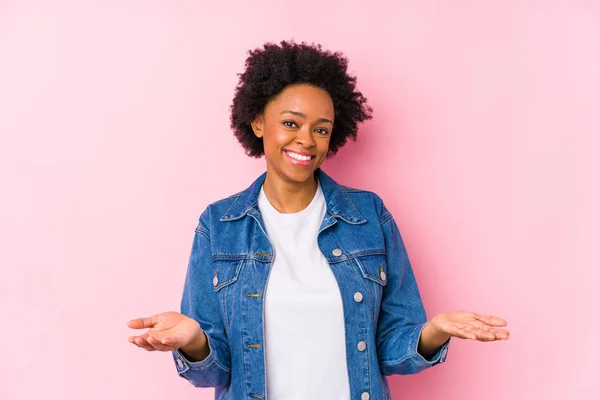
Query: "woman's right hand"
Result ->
[[127, 311, 204, 352]]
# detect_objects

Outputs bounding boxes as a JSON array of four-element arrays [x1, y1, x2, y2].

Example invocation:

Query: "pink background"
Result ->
[[1, 1, 598, 399]]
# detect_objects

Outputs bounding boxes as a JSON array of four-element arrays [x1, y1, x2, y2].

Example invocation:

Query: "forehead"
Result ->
[[266, 84, 334, 117]]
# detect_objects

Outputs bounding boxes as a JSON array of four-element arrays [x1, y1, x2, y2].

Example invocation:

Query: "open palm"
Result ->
[[432, 311, 510, 341], [127, 311, 201, 352]]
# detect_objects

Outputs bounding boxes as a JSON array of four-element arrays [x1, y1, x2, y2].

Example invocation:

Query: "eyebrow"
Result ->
[[280, 110, 333, 125]]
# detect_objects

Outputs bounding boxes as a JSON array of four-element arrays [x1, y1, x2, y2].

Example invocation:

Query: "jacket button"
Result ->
[[361, 392, 370, 400], [357, 341, 366, 351], [213, 275, 219, 287], [353, 292, 363, 302], [332, 248, 342, 256], [177, 358, 184, 368], [380, 270, 386, 281]]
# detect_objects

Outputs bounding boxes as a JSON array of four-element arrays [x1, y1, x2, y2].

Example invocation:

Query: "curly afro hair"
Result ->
[[230, 40, 373, 158]]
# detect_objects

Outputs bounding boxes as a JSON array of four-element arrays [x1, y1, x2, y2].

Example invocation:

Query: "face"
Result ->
[[251, 83, 334, 185]]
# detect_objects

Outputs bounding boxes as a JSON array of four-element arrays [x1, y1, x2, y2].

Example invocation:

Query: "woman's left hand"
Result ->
[[431, 311, 510, 341]]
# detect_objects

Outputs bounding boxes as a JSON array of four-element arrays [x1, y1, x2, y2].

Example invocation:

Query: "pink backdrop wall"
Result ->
[[1, 1, 598, 399]]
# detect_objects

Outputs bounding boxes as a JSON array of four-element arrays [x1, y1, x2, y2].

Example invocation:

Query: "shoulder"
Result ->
[[337, 183, 394, 225], [194, 191, 244, 231], [208, 190, 244, 213]]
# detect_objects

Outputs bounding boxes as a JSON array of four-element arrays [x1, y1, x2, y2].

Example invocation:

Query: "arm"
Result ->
[[376, 204, 450, 375], [171, 211, 231, 388], [418, 320, 452, 359], [179, 328, 210, 362]]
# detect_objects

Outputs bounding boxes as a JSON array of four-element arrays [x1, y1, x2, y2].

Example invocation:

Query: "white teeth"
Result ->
[[286, 151, 311, 161]]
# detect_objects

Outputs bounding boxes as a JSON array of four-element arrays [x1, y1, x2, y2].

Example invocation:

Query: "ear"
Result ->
[[251, 114, 265, 138]]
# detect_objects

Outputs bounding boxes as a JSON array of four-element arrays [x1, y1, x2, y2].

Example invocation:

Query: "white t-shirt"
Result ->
[[258, 180, 350, 400]]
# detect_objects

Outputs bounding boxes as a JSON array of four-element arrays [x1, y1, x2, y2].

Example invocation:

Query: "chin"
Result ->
[[281, 166, 316, 183]]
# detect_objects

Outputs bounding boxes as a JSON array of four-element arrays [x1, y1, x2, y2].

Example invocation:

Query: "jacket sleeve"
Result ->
[[171, 211, 231, 388], [376, 201, 450, 375]]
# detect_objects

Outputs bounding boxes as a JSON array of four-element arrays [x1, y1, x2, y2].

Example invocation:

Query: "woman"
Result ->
[[127, 41, 510, 399]]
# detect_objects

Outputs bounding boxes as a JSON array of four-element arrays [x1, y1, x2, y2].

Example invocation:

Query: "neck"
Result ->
[[262, 169, 318, 214]]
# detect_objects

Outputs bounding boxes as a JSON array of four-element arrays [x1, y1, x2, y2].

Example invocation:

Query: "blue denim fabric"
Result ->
[[171, 168, 450, 399]]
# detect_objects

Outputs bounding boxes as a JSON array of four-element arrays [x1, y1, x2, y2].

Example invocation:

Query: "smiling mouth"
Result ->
[[284, 150, 315, 162]]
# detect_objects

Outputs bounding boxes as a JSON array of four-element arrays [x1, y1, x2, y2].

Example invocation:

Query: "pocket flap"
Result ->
[[212, 259, 243, 291], [355, 254, 388, 286]]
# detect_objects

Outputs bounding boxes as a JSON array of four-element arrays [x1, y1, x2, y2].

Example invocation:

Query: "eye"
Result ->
[[315, 128, 329, 135], [283, 120, 298, 128]]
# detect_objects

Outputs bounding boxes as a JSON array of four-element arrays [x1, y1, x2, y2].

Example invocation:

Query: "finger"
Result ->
[[473, 314, 507, 327], [451, 321, 510, 341], [441, 322, 477, 340], [129, 336, 143, 347], [451, 325, 478, 340], [470, 320, 510, 341], [146, 335, 178, 352], [453, 323, 495, 341], [127, 315, 158, 330], [152, 331, 185, 347], [489, 328, 511, 340], [467, 325, 502, 342], [159, 336, 177, 346], [134, 336, 156, 351]]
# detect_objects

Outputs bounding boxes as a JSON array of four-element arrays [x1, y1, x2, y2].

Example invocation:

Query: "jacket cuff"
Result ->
[[172, 333, 217, 374], [411, 322, 450, 366]]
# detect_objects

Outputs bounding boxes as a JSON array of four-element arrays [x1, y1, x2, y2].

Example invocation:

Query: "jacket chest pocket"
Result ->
[[212, 258, 244, 329], [354, 253, 388, 323]]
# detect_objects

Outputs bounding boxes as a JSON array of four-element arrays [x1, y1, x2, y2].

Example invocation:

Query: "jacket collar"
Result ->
[[219, 168, 366, 224]]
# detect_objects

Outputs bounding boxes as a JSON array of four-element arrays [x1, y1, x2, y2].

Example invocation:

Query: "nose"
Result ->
[[295, 126, 315, 147]]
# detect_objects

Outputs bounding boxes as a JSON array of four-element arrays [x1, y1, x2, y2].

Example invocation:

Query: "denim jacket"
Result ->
[[171, 168, 450, 399]]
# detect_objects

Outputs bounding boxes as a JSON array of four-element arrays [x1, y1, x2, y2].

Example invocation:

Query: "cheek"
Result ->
[[265, 128, 292, 150], [319, 137, 331, 153], [262, 129, 286, 156]]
